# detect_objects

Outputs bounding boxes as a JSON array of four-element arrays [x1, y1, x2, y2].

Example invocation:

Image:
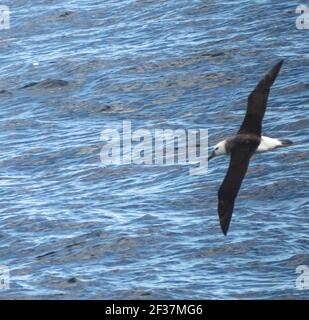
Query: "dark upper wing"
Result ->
[[218, 146, 256, 235], [238, 60, 284, 136]]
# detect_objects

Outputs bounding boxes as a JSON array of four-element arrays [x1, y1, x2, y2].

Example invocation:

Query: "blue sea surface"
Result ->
[[0, 0, 308, 299]]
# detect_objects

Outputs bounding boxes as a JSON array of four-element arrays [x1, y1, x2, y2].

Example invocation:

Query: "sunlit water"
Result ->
[[0, 0, 308, 299]]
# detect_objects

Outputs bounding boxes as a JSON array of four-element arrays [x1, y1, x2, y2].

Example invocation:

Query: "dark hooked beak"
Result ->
[[208, 151, 215, 161]]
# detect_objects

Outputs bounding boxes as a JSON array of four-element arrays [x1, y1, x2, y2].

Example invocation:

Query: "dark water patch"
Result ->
[[0, 89, 12, 95], [280, 254, 309, 268], [21, 79, 70, 89], [37, 251, 57, 260], [128, 52, 226, 73], [67, 277, 78, 284], [56, 11, 75, 19]]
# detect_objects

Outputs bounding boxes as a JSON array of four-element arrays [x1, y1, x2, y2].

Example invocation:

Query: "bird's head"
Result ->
[[208, 140, 226, 161]]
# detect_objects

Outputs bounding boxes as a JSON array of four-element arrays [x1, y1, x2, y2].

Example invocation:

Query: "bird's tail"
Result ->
[[279, 139, 293, 147]]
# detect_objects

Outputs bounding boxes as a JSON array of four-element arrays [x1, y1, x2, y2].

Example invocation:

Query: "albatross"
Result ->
[[208, 60, 293, 235]]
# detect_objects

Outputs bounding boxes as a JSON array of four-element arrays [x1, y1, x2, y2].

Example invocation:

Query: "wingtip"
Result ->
[[276, 59, 284, 69], [218, 199, 233, 236], [273, 59, 284, 73], [262, 59, 284, 88], [220, 223, 229, 236], [278, 59, 284, 65], [271, 59, 284, 74], [219, 213, 230, 235]]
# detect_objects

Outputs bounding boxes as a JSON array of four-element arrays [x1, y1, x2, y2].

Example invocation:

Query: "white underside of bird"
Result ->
[[257, 136, 286, 152]]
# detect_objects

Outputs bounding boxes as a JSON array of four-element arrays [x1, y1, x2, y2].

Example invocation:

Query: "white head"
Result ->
[[208, 140, 227, 160]]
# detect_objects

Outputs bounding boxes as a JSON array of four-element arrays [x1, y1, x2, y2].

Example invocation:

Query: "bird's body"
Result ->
[[216, 135, 292, 155], [209, 60, 293, 235]]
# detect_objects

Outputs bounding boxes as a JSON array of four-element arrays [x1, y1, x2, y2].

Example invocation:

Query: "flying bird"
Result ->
[[208, 60, 293, 235]]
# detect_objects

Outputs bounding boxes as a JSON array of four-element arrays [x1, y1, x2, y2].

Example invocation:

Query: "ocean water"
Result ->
[[0, 0, 308, 299]]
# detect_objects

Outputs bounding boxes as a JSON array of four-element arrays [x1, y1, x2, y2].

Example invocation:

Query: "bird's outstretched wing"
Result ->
[[238, 60, 284, 136], [218, 146, 256, 235]]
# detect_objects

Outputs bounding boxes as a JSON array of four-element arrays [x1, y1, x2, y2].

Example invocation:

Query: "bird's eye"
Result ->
[[215, 147, 219, 150]]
